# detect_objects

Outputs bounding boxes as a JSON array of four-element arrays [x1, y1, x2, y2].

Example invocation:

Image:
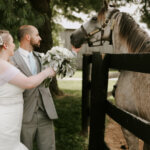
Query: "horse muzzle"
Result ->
[[70, 30, 87, 48]]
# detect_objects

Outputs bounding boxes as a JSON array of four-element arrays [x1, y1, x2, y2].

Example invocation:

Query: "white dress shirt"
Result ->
[[18, 47, 36, 72]]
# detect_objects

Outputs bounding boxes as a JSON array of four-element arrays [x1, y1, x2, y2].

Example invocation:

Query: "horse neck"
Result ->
[[112, 22, 129, 54], [112, 27, 150, 54]]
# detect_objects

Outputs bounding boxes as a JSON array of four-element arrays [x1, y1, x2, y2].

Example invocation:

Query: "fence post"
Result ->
[[89, 52, 109, 150], [82, 54, 92, 135]]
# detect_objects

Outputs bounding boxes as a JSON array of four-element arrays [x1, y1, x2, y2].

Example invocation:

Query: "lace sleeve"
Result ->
[[0, 63, 20, 86]]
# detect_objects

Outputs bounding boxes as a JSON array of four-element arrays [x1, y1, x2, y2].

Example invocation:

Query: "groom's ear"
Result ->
[[25, 34, 31, 41]]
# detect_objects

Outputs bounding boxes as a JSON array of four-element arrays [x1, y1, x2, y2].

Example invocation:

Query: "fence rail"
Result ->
[[82, 52, 150, 150]]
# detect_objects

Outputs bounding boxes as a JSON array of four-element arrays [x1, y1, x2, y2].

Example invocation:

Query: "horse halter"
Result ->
[[81, 9, 119, 47], [81, 24, 105, 47]]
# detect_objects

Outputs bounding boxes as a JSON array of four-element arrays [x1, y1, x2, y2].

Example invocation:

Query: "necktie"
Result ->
[[28, 52, 37, 75]]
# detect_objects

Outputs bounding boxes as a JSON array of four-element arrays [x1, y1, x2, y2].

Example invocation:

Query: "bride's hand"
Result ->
[[49, 67, 56, 77], [45, 67, 56, 77]]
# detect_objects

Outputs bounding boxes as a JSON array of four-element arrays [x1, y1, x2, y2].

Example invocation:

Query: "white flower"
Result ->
[[41, 46, 77, 87], [38, 53, 45, 58]]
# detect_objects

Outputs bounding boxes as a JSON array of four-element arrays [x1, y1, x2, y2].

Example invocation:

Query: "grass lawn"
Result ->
[[54, 71, 87, 150], [58, 80, 82, 92], [54, 70, 117, 150], [57, 70, 117, 92]]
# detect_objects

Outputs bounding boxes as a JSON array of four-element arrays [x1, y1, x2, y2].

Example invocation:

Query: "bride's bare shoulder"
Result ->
[[0, 59, 14, 73]]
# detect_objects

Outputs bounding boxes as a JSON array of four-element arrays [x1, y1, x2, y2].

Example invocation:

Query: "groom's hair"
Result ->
[[17, 25, 36, 41]]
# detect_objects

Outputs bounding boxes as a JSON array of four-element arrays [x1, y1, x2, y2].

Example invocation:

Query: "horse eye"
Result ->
[[92, 17, 97, 22]]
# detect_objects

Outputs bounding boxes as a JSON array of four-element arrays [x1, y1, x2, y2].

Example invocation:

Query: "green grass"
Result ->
[[54, 70, 117, 150], [54, 71, 87, 150], [71, 70, 82, 78], [57, 70, 117, 92], [54, 93, 88, 150], [58, 80, 82, 91], [108, 80, 116, 92], [57, 70, 82, 92]]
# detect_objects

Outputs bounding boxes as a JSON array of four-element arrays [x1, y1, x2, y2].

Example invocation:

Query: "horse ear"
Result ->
[[103, 0, 108, 10], [109, 0, 117, 8], [98, 0, 108, 14]]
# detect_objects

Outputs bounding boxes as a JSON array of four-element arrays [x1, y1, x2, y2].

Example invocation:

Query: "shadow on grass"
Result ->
[[54, 90, 88, 150]]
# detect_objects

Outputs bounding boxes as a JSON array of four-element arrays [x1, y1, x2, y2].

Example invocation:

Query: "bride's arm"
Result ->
[[9, 67, 55, 89]]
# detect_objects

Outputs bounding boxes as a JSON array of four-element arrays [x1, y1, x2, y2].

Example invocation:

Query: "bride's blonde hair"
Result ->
[[0, 30, 11, 49]]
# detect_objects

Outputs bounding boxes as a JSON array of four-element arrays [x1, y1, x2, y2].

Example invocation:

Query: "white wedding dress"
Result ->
[[0, 60, 28, 150]]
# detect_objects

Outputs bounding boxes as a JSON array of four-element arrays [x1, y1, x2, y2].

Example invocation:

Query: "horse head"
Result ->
[[71, 2, 150, 53], [70, 2, 120, 49]]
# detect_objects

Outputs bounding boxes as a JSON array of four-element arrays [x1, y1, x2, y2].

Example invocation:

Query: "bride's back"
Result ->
[[0, 60, 24, 104]]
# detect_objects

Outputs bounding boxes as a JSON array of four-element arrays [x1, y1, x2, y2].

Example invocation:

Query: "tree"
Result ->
[[0, 0, 44, 40], [141, 0, 150, 28], [110, 0, 150, 27]]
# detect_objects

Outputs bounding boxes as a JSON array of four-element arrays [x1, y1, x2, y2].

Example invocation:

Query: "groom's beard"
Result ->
[[30, 39, 41, 49]]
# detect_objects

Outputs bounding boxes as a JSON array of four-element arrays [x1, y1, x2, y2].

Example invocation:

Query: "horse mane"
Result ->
[[119, 12, 150, 53], [108, 9, 119, 20]]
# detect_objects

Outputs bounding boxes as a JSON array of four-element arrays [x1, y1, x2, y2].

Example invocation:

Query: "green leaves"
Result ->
[[52, 0, 102, 22], [141, 0, 150, 28], [0, 0, 44, 42]]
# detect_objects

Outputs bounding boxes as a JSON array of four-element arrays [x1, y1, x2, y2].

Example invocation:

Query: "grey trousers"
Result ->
[[21, 109, 56, 150]]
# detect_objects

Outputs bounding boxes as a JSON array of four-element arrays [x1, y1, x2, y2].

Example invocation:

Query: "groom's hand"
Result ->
[[72, 46, 80, 53]]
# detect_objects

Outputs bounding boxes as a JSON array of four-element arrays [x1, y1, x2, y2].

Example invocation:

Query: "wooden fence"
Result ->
[[82, 52, 150, 150]]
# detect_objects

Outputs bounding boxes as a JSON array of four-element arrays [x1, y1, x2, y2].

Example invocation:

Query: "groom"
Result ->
[[11, 25, 58, 150]]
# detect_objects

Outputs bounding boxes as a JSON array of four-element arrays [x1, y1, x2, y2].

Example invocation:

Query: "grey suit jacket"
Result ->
[[11, 49, 58, 123]]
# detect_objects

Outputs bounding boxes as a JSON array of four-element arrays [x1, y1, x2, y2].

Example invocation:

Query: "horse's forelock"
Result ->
[[98, 7, 107, 23], [118, 13, 150, 53], [98, 1, 108, 16], [98, 8, 119, 25]]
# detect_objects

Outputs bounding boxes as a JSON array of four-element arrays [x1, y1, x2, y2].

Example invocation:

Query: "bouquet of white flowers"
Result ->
[[40, 46, 77, 87]]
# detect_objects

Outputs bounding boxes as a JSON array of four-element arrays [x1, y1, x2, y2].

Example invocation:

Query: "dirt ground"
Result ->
[[105, 116, 144, 150]]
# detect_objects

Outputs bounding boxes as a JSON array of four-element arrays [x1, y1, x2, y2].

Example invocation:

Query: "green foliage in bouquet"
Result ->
[[40, 46, 77, 87]]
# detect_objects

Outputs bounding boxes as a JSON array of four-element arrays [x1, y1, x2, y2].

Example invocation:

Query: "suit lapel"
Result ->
[[14, 50, 32, 76]]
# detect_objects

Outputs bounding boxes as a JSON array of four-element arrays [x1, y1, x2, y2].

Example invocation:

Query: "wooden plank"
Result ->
[[107, 53, 150, 73], [89, 53, 109, 150], [81, 54, 92, 135], [105, 100, 150, 144]]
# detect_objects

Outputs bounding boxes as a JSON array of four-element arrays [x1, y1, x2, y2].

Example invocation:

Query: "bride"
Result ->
[[0, 30, 55, 150]]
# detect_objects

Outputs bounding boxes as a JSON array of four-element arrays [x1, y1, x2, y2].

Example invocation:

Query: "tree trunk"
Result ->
[[29, 0, 63, 96]]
